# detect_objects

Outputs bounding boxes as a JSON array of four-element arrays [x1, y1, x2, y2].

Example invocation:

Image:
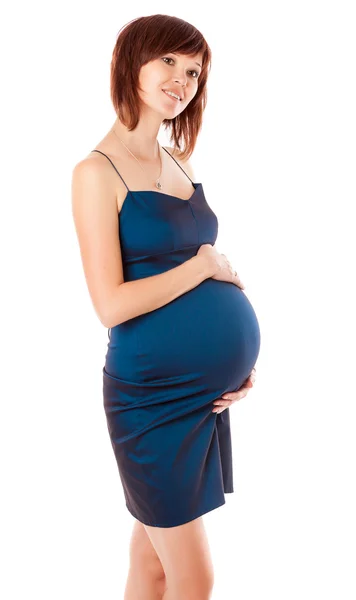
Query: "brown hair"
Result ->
[[110, 14, 212, 161]]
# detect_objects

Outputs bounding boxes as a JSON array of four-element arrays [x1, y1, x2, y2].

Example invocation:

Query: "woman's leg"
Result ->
[[124, 519, 167, 600], [144, 516, 214, 600]]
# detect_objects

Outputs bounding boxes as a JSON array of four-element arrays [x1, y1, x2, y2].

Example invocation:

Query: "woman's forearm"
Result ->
[[104, 255, 213, 328]]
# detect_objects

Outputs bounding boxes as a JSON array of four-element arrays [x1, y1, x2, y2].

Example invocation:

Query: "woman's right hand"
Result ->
[[196, 244, 245, 289]]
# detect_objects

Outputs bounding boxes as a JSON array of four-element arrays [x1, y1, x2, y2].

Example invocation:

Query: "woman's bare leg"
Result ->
[[144, 516, 214, 600], [124, 519, 167, 600]]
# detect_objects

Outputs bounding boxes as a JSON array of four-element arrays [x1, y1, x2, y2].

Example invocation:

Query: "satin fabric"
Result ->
[[94, 148, 261, 527]]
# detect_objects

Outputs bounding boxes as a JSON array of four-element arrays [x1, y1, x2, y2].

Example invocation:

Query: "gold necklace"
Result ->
[[111, 128, 163, 190]]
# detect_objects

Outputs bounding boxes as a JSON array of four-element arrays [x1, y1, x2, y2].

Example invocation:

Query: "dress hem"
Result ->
[[125, 494, 232, 528]]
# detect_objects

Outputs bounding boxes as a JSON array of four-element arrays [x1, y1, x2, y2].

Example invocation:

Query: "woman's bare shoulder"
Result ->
[[73, 149, 128, 213]]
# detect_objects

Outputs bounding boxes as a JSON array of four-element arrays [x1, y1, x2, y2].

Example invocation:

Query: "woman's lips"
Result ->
[[162, 90, 180, 102]]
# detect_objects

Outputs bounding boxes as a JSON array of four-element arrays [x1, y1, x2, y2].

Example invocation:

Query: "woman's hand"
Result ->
[[212, 367, 257, 413], [196, 244, 245, 289]]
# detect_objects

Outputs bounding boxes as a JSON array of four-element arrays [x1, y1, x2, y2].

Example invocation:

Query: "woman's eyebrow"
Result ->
[[171, 52, 201, 68]]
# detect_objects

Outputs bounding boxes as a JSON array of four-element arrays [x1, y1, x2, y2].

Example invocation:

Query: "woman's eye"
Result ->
[[162, 57, 200, 78]]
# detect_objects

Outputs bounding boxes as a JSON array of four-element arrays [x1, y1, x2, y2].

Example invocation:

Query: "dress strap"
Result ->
[[162, 147, 194, 184], [91, 149, 130, 191]]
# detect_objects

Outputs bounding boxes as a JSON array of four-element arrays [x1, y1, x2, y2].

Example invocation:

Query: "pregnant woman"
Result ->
[[72, 14, 261, 600]]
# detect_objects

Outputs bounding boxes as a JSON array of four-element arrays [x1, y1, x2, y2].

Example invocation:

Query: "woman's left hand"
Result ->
[[212, 367, 257, 413]]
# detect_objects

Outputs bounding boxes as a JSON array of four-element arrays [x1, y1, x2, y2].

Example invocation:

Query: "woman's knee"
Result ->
[[172, 571, 214, 599]]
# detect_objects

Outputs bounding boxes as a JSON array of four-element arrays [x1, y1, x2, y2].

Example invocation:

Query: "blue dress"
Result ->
[[92, 148, 261, 528]]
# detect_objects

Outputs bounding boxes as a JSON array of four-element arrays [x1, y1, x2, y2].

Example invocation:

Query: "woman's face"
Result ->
[[137, 52, 203, 118]]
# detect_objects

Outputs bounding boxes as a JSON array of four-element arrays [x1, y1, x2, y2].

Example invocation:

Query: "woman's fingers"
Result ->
[[212, 368, 257, 413], [212, 388, 249, 413]]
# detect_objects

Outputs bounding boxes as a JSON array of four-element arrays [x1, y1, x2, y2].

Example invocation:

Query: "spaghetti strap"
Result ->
[[91, 149, 130, 191], [162, 147, 194, 184]]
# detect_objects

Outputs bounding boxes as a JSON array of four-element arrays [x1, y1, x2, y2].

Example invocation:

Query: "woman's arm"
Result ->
[[71, 156, 212, 329]]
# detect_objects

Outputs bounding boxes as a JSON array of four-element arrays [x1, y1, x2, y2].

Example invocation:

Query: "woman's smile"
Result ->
[[162, 89, 181, 103]]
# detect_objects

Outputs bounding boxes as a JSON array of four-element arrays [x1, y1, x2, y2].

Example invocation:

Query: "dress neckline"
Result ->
[[118, 183, 202, 217], [128, 182, 201, 202]]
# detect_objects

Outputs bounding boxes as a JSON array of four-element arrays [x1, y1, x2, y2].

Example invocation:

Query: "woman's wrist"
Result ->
[[191, 254, 215, 280]]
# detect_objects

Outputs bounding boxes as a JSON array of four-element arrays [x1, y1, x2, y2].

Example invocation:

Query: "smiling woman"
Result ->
[[109, 17, 211, 162], [72, 13, 260, 600]]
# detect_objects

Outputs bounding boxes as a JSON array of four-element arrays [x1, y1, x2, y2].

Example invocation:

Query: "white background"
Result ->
[[1, 1, 355, 598]]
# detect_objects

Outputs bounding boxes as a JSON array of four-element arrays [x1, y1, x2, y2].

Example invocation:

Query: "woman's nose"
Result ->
[[174, 72, 188, 86]]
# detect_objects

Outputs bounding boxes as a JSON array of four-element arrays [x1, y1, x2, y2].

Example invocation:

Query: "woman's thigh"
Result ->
[[143, 516, 214, 594], [129, 519, 166, 578]]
